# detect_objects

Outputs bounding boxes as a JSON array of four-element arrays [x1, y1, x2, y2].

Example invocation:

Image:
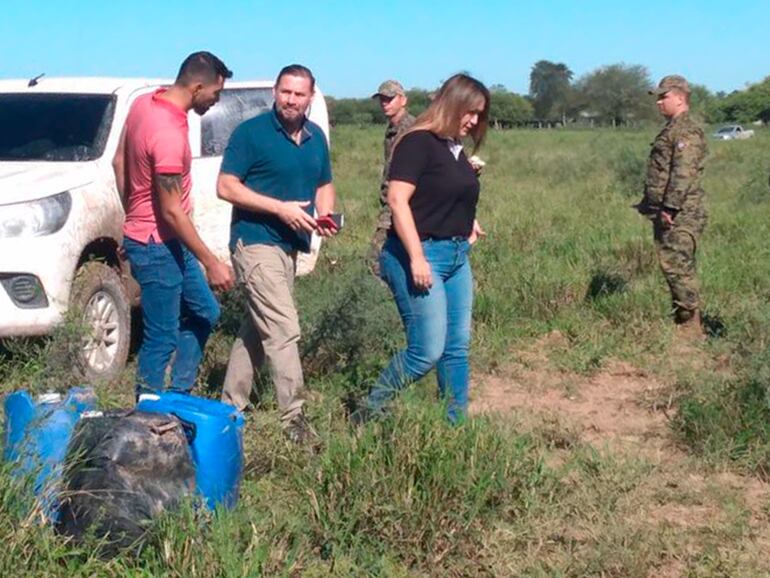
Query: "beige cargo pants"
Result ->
[[221, 241, 305, 424]]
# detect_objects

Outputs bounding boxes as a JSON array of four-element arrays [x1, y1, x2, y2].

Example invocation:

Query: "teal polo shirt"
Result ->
[[221, 107, 332, 253]]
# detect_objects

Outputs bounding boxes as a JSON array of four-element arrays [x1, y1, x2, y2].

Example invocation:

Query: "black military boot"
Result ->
[[675, 308, 705, 342]]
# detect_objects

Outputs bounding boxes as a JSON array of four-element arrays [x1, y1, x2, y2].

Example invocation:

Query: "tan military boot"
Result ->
[[675, 309, 706, 342]]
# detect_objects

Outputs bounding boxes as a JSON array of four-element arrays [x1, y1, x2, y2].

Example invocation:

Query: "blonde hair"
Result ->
[[402, 74, 490, 153]]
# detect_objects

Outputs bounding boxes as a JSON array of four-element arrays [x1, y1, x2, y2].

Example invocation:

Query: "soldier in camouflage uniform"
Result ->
[[635, 75, 708, 338], [367, 80, 415, 275]]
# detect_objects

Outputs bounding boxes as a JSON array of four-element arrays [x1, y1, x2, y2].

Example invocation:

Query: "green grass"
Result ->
[[2, 125, 770, 575]]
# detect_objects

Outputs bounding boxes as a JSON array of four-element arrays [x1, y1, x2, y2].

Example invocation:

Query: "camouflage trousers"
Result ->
[[367, 205, 392, 277], [653, 221, 701, 322]]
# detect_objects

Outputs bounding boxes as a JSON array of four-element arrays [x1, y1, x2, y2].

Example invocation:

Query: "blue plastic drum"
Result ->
[[137, 392, 244, 510], [3, 387, 97, 518]]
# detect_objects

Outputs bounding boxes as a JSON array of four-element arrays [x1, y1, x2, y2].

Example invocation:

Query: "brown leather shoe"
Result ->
[[283, 412, 318, 445]]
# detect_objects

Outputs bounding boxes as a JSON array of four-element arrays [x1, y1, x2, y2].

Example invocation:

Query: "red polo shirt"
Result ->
[[122, 88, 193, 243]]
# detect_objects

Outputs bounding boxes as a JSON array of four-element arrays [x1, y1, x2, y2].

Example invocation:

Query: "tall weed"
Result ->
[[305, 404, 548, 572]]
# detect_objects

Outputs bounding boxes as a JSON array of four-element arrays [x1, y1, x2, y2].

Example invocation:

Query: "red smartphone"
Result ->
[[316, 213, 344, 231]]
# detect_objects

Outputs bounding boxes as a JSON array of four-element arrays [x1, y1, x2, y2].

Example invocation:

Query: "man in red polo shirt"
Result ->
[[113, 51, 235, 395]]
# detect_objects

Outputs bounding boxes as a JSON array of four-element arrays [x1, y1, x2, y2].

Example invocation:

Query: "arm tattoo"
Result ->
[[156, 173, 184, 196]]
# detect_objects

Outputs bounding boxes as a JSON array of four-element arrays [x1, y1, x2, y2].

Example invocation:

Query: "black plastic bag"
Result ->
[[56, 410, 196, 555]]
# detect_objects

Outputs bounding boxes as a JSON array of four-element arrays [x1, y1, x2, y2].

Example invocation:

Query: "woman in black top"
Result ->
[[361, 74, 490, 423]]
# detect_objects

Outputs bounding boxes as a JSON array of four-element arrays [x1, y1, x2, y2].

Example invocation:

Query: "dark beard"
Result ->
[[193, 103, 211, 116], [276, 107, 304, 133]]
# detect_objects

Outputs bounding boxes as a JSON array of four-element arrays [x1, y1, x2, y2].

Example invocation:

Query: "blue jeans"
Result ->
[[123, 237, 220, 394], [367, 236, 473, 423]]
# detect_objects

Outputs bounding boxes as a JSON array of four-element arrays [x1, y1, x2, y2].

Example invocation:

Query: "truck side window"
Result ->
[[201, 88, 273, 157]]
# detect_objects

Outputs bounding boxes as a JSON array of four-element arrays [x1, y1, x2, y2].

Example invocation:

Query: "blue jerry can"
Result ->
[[3, 387, 97, 518], [136, 392, 245, 510]]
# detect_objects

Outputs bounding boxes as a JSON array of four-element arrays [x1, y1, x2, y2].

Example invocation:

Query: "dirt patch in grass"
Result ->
[[472, 347, 673, 455], [471, 334, 770, 575]]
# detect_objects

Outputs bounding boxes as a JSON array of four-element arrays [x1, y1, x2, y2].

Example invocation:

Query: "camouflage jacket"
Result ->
[[379, 111, 416, 205], [638, 112, 708, 229]]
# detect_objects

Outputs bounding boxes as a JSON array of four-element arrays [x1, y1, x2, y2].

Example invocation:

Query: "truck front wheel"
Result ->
[[70, 261, 131, 382]]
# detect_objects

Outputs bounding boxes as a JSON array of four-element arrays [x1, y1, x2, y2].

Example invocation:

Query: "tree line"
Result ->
[[326, 61, 770, 128]]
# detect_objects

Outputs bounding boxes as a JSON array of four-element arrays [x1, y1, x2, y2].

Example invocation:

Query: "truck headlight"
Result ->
[[0, 192, 72, 238]]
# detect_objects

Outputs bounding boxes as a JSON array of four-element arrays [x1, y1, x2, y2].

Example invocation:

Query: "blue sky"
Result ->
[[1, 0, 766, 97]]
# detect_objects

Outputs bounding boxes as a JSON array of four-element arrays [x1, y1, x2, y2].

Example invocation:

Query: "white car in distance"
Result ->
[[712, 125, 755, 140]]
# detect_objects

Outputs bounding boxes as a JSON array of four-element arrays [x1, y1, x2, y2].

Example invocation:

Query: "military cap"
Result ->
[[371, 80, 405, 98], [650, 75, 691, 96]]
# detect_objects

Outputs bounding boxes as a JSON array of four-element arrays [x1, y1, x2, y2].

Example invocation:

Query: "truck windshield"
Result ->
[[0, 94, 116, 161], [717, 127, 734, 134]]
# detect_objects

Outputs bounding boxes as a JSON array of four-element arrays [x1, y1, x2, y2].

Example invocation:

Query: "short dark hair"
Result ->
[[176, 51, 233, 86], [275, 64, 315, 91]]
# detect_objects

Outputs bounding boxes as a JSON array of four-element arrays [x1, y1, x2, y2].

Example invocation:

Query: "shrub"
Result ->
[[610, 145, 646, 198]]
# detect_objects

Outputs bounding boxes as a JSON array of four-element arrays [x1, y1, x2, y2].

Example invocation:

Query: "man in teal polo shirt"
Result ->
[[217, 64, 337, 442]]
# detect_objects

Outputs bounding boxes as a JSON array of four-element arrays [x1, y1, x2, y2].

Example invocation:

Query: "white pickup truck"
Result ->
[[0, 77, 330, 381], [712, 125, 755, 140]]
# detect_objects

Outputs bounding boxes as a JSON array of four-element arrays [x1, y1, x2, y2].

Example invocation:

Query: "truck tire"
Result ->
[[70, 261, 131, 382]]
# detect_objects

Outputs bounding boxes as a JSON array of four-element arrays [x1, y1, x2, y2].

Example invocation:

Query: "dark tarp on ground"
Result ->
[[56, 410, 196, 555]]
